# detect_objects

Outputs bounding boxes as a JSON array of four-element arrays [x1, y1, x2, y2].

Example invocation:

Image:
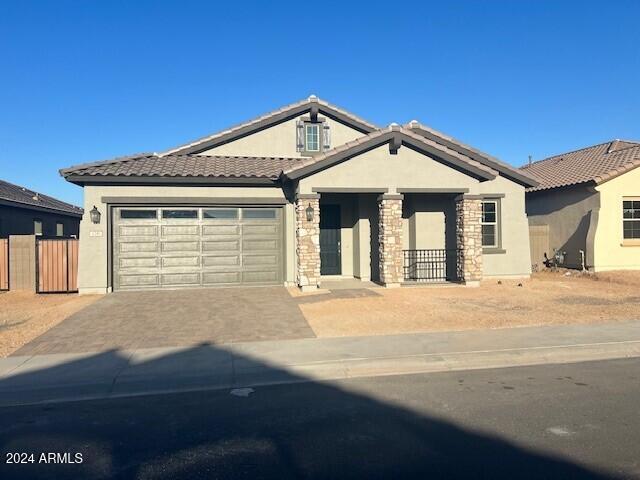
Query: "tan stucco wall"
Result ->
[[526, 185, 599, 269], [198, 115, 365, 158], [298, 144, 532, 278], [77, 185, 288, 294], [298, 144, 477, 194], [593, 167, 640, 271]]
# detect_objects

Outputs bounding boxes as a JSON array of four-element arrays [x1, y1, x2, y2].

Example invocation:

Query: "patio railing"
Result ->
[[403, 249, 459, 283]]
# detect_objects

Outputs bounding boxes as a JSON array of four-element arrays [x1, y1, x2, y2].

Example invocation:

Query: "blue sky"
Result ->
[[1, 0, 638, 206]]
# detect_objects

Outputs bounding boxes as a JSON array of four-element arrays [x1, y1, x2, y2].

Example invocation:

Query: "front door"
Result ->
[[320, 204, 341, 275]]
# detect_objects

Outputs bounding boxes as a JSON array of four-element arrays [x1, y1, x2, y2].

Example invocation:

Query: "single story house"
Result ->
[[61, 96, 538, 294], [0, 179, 82, 238], [522, 140, 640, 271]]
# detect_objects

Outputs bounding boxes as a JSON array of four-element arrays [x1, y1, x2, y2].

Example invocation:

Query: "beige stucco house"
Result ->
[[522, 140, 640, 271], [61, 96, 537, 294]]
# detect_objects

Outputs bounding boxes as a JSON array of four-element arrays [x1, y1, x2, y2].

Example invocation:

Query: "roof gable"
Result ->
[[283, 126, 499, 181], [521, 140, 640, 192], [164, 95, 378, 156]]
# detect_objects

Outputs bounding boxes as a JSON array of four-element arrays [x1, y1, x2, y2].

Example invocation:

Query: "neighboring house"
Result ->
[[0, 179, 82, 238], [521, 140, 640, 271], [60, 95, 538, 294]]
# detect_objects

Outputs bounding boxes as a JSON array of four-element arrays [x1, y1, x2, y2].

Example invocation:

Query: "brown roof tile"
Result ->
[[521, 140, 640, 192], [60, 154, 302, 181]]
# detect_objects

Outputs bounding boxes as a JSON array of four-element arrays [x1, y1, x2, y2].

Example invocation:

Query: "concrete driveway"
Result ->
[[13, 287, 315, 356]]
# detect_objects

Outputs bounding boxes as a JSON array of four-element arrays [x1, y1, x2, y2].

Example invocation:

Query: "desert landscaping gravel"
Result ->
[[297, 271, 640, 338], [0, 292, 100, 357]]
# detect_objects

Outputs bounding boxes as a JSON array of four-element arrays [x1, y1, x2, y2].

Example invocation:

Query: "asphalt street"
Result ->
[[1, 357, 639, 479]]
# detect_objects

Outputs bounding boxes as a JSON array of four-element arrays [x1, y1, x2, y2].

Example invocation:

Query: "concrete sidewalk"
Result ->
[[1, 320, 640, 406]]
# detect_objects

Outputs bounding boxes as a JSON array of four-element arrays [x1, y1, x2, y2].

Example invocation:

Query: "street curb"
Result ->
[[1, 340, 639, 407]]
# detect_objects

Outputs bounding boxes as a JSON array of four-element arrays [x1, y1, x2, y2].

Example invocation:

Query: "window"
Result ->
[[305, 123, 320, 152], [243, 209, 277, 219], [120, 210, 157, 219], [481, 200, 499, 248], [203, 209, 238, 219], [56, 222, 64, 237], [34, 220, 43, 236], [162, 210, 198, 219], [623, 199, 640, 239]]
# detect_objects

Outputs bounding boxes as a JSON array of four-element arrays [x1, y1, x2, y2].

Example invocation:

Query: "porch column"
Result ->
[[455, 195, 483, 285], [378, 194, 404, 287], [295, 194, 321, 292]]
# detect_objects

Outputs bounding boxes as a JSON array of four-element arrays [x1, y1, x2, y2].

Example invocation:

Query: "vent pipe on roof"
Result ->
[[528, 155, 532, 165]]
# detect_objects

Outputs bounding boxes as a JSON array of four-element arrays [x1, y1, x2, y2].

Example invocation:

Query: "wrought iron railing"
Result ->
[[403, 249, 459, 282]]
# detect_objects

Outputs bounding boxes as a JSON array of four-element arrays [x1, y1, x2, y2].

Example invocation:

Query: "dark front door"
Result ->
[[320, 204, 341, 275]]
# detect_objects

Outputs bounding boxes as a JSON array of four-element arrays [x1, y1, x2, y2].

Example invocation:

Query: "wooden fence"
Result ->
[[36, 238, 79, 293], [0, 239, 8, 291], [529, 225, 550, 272]]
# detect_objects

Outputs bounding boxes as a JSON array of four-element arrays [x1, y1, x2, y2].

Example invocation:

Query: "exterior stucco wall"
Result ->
[[77, 184, 288, 294], [0, 204, 80, 238], [593, 167, 640, 271], [298, 144, 531, 278], [526, 184, 599, 270], [198, 115, 365, 158], [475, 176, 531, 278]]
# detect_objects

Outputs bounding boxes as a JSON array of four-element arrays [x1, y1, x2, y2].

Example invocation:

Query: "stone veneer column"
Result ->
[[378, 194, 404, 287], [455, 195, 483, 284], [295, 194, 321, 292]]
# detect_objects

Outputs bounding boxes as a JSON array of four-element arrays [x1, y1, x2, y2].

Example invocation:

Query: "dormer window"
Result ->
[[296, 119, 330, 155]]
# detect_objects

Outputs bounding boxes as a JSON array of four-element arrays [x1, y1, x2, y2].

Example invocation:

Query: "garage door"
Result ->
[[113, 206, 283, 290]]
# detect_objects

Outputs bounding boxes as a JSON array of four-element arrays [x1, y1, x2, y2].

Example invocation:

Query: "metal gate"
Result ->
[[36, 238, 79, 293], [529, 225, 550, 271], [403, 249, 458, 282], [0, 239, 8, 291]]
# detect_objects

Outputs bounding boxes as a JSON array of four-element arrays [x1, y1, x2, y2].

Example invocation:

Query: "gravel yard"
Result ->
[[297, 270, 640, 338], [0, 292, 100, 357]]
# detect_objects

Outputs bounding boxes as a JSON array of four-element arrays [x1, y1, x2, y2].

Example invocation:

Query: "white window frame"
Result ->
[[623, 197, 640, 240], [56, 222, 64, 237], [481, 200, 499, 248], [305, 123, 320, 152]]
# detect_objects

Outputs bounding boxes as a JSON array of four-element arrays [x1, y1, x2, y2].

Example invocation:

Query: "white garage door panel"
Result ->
[[113, 207, 283, 290]]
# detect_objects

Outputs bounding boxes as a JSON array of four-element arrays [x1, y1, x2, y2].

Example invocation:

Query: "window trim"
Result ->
[[56, 222, 64, 237], [622, 197, 640, 243], [481, 199, 502, 251]]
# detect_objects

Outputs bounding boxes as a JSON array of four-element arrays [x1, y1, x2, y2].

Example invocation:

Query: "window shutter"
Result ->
[[296, 121, 304, 152], [322, 122, 331, 151]]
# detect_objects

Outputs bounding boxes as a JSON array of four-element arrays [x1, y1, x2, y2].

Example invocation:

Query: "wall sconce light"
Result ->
[[89, 205, 101, 224], [305, 203, 314, 222]]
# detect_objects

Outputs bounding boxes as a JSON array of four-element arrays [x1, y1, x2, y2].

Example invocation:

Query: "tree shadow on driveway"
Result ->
[[0, 344, 622, 480]]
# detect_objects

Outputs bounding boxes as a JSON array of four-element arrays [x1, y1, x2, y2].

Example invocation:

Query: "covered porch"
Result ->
[[294, 190, 483, 290]]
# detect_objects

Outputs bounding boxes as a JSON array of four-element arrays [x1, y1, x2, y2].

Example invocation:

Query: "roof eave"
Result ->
[[409, 125, 539, 188], [63, 175, 279, 186], [0, 197, 83, 217]]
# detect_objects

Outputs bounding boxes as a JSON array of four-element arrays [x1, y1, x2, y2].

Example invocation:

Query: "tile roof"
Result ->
[[60, 153, 303, 181], [521, 140, 640, 192], [0, 179, 83, 216]]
